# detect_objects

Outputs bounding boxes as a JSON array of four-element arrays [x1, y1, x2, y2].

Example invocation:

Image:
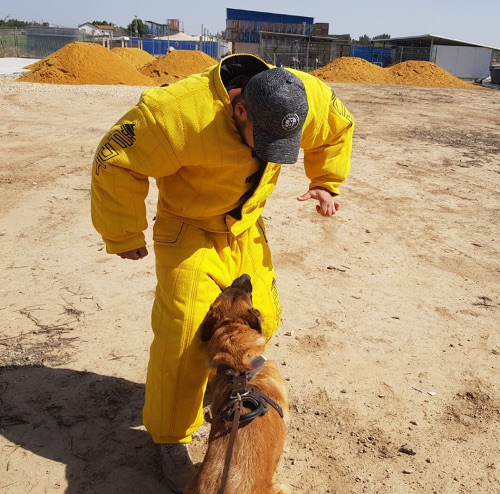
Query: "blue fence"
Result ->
[[351, 46, 394, 67], [130, 38, 219, 59]]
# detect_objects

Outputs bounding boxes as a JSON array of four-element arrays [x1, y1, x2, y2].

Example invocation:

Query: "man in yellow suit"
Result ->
[[91, 53, 353, 493]]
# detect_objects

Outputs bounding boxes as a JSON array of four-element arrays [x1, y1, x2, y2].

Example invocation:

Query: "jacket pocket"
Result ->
[[153, 217, 184, 244], [256, 216, 268, 244]]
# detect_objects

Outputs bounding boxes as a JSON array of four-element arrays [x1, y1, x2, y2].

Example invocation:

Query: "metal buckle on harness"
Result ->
[[230, 373, 248, 399], [222, 391, 269, 423]]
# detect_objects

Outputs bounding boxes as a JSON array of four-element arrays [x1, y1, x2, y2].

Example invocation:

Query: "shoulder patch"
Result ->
[[94, 124, 136, 175], [331, 90, 353, 124]]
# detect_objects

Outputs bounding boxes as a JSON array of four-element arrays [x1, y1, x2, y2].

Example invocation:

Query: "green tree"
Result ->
[[0, 18, 49, 28], [127, 18, 150, 36], [357, 34, 372, 45], [373, 34, 391, 40], [92, 20, 114, 26]]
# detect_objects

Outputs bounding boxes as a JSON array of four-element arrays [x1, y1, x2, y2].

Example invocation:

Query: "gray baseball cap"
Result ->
[[243, 68, 309, 164]]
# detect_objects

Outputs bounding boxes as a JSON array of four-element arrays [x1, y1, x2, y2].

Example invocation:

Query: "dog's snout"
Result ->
[[231, 274, 252, 293]]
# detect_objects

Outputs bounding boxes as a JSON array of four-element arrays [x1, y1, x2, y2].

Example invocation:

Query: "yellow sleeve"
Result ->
[[90, 92, 181, 254], [300, 76, 355, 195]]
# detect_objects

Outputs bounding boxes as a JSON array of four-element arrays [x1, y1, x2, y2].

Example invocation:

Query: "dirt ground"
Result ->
[[0, 76, 499, 494]]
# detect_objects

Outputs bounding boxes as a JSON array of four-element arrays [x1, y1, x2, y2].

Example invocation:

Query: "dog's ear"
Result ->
[[246, 308, 263, 333], [200, 307, 220, 342]]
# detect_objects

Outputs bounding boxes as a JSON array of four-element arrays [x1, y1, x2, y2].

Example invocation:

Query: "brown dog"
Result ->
[[184, 274, 289, 494]]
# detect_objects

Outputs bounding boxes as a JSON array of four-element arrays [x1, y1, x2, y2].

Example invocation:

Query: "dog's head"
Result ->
[[200, 274, 263, 342]]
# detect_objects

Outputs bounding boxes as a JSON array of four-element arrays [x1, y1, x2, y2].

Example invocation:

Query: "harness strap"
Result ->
[[222, 384, 284, 422], [219, 395, 243, 494], [247, 385, 284, 419], [215, 355, 284, 494], [216, 355, 266, 383]]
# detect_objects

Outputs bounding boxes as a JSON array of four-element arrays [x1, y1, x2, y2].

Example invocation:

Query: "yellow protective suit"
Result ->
[[91, 54, 354, 443]]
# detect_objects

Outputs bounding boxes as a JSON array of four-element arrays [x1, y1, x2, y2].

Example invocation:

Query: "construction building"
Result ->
[[226, 8, 350, 70]]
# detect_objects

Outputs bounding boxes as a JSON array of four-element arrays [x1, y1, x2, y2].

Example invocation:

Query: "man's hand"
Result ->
[[297, 187, 340, 217], [117, 246, 149, 260]]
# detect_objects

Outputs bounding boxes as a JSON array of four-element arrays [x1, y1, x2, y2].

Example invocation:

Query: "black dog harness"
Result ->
[[217, 355, 284, 422], [216, 355, 284, 494]]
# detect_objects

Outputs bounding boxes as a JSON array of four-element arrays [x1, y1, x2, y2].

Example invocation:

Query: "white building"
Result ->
[[376, 34, 499, 79], [78, 23, 114, 38]]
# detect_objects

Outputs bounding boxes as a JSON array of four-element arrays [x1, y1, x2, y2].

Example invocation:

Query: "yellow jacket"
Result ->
[[91, 54, 354, 254]]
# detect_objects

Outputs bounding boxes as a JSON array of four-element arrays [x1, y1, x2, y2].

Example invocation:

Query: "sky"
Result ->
[[2, 0, 499, 48]]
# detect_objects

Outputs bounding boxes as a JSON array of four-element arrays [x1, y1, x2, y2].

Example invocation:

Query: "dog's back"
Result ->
[[185, 284, 289, 494]]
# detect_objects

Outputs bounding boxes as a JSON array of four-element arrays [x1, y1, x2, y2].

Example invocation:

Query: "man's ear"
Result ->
[[233, 100, 248, 120], [200, 307, 220, 342], [246, 308, 262, 333]]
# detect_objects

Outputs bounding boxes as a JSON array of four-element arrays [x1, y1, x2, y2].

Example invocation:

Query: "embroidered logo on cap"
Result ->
[[281, 113, 300, 132]]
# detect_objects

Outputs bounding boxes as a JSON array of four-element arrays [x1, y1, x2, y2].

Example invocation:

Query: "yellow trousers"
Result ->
[[143, 215, 281, 443]]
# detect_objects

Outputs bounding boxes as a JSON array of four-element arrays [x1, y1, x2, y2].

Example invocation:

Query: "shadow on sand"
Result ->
[[0, 365, 166, 493]]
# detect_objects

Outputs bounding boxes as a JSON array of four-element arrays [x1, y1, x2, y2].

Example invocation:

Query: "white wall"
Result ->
[[432, 45, 492, 79], [79, 25, 95, 35], [78, 24, 112, 38]]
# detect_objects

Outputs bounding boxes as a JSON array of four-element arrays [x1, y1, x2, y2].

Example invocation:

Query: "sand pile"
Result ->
[[17, 46, 475, 90], [18, 42, 152, 86], [386, 60, 475, 88], [111, 47, 156, 69], [312, 56, 390, 84], [18, 44, 215, 87], [23, 60, 43, 71], [311, 56, 476, 88], [140, 49, 217, 85]]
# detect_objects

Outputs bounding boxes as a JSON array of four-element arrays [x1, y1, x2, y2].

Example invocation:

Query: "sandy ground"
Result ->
[[0, 76, 499, 494]]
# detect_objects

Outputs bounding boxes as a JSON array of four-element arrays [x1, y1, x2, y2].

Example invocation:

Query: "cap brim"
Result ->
[[253, 125, 302, 164]]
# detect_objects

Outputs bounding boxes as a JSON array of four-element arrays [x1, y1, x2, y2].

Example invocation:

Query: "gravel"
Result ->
[[0, 57, 150, 96], [0, 75, 149, 96]]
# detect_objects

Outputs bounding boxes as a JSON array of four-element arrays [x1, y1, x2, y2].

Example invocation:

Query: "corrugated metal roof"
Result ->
[[226, 8, 314, 25], [374, 34, 499, 51]]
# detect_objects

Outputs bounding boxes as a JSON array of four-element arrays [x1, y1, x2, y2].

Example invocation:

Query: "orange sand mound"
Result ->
[[311, 57, 477, 88], [387, 60, 475, 88], [23, 60, 42, 70], [311, 56, 390, 84], [140, 49, 217, 85], [19, 47, 477, 90], [111, 47, 156, 69], [18, 42, 152, 86]]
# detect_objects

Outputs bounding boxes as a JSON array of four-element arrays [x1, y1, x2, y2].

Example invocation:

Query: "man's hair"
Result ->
[[231, 92, 245, 108]]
